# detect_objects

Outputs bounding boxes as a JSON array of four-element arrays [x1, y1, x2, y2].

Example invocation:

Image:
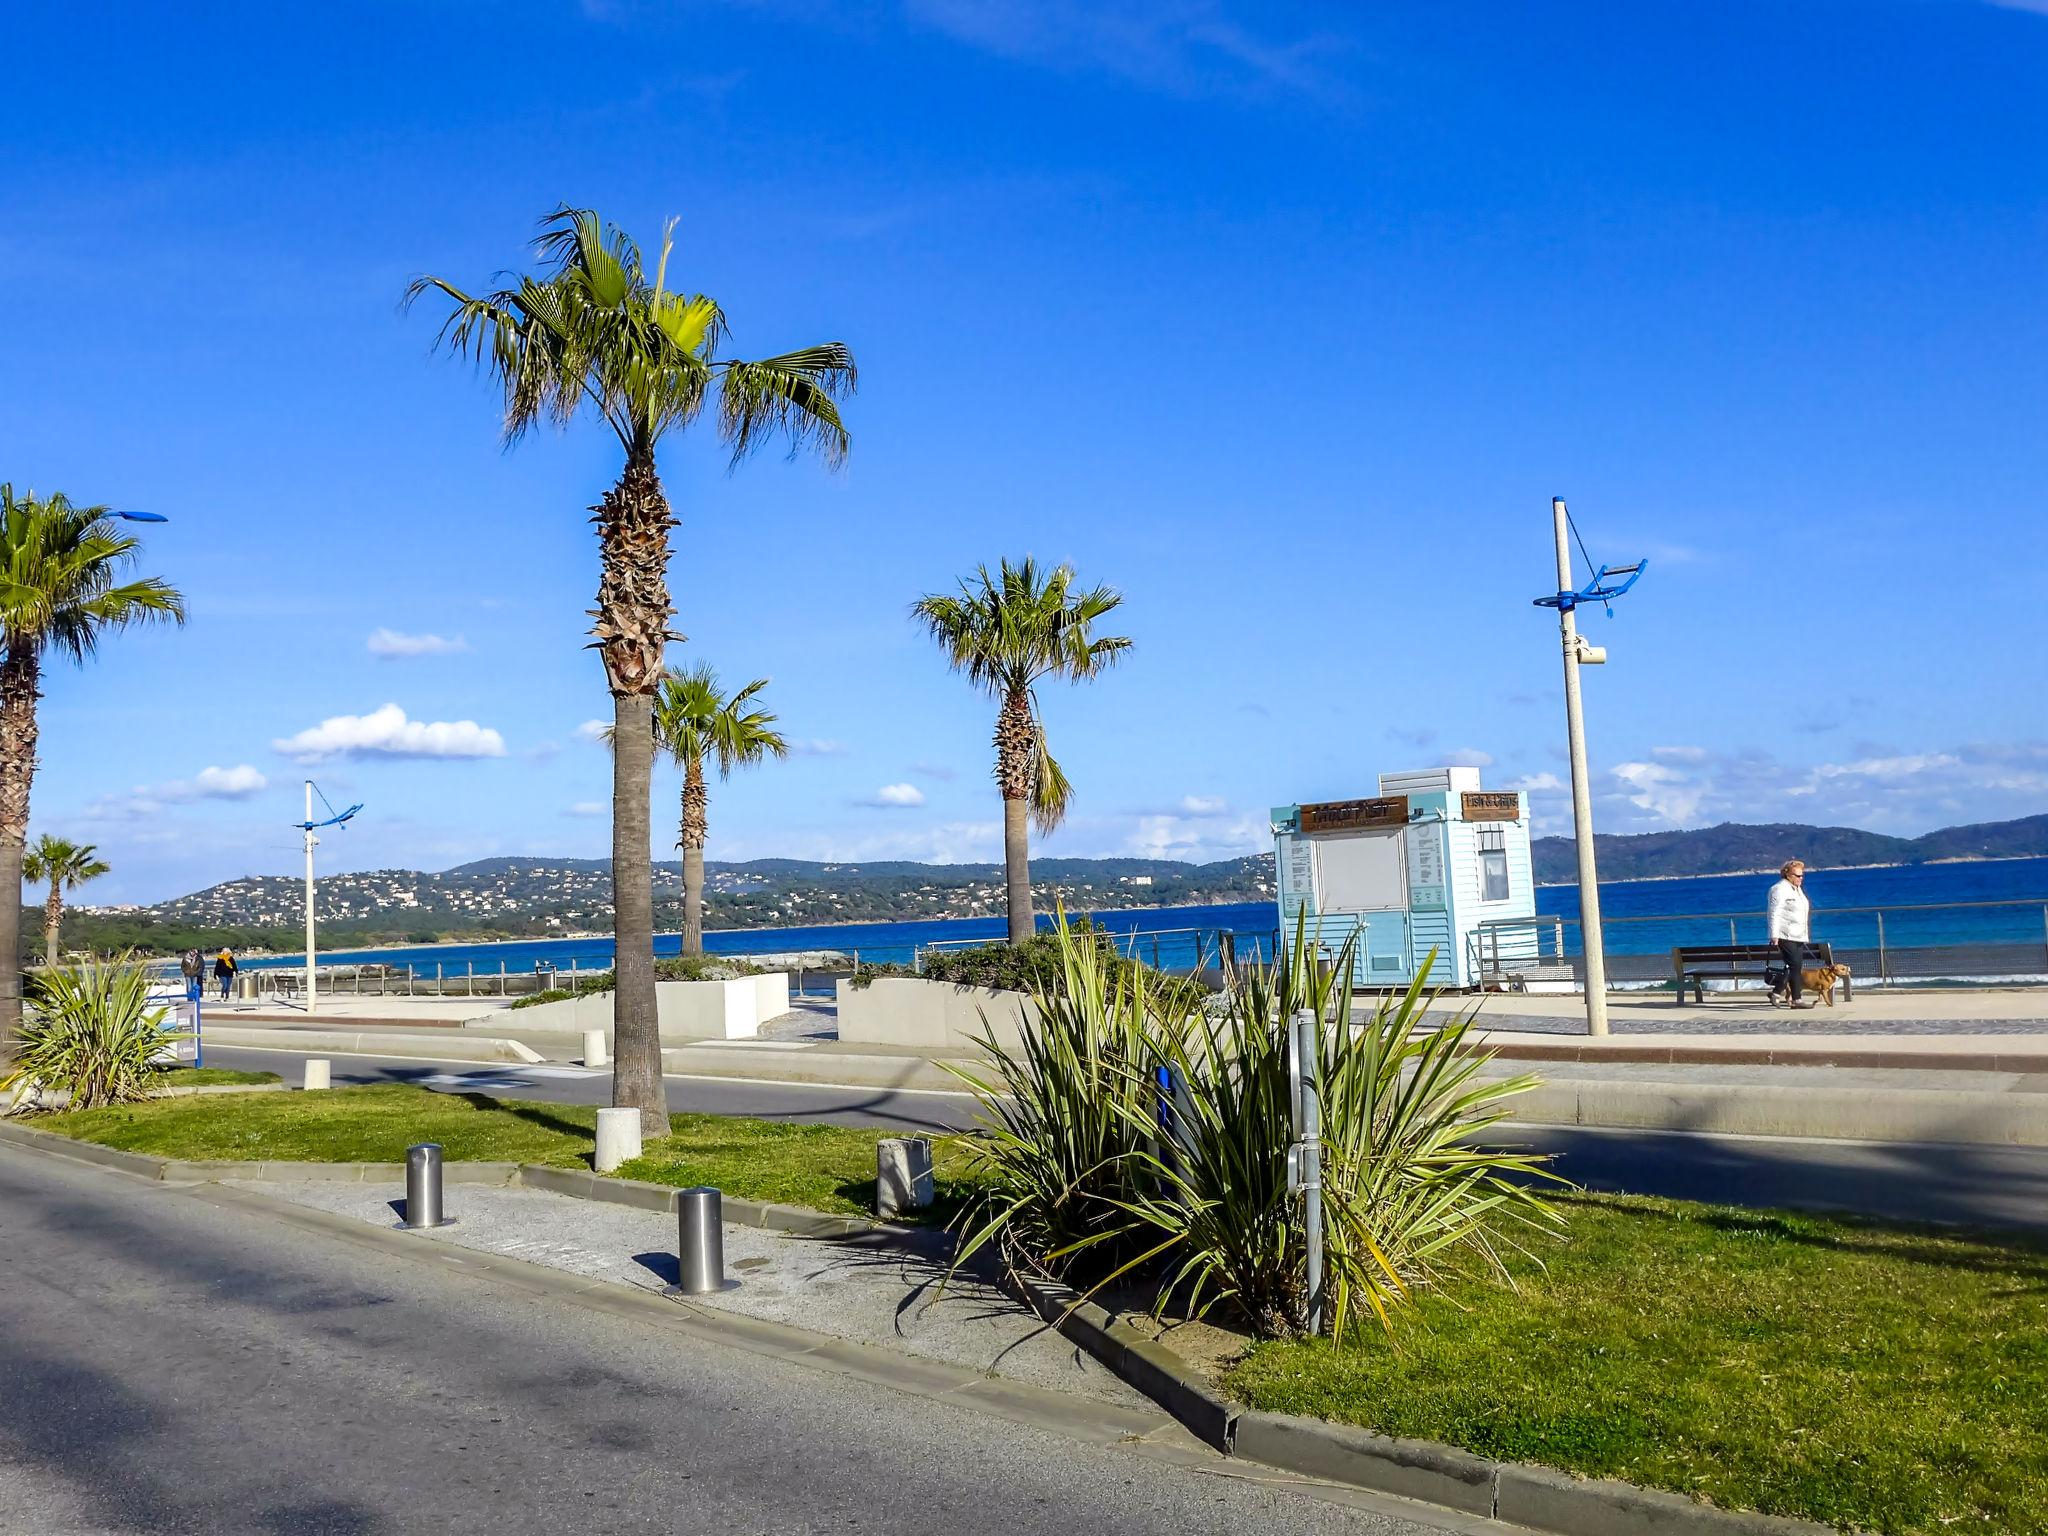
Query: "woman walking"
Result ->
[[1767, 860, 1813, 1009], [212, 947, 237, 1003]]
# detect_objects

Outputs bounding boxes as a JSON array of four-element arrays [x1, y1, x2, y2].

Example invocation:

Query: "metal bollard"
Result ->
[[303, 1058, 331, 1091], [669, 1186, 730, 1295], [583, 1028, 608, 1068], [875, 1137, 935, 1218], [403, 1142, 455, 1229]]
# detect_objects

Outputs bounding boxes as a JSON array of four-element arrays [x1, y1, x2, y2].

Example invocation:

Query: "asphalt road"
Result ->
[[200, 1044, 2048, 1233], [0, 1146, 1471, 1536]]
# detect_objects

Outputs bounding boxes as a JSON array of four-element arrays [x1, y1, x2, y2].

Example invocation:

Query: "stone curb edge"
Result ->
[[0, 1118, 1840, 1535]]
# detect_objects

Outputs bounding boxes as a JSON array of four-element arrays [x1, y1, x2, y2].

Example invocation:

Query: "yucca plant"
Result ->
[[1123, 922, 1565, 1338], [3, 957, 183, 1112], [944, 910, 1199, 1283]]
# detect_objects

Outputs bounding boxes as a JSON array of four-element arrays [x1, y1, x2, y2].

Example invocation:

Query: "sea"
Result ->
[[245, 855, 2048, 980]]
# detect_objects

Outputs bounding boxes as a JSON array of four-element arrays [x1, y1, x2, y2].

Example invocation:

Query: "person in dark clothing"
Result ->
[[212, 949, 237, 1002]]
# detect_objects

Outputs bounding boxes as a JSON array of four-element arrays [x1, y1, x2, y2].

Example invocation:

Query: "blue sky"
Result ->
[[6, 0, 2046, 902]]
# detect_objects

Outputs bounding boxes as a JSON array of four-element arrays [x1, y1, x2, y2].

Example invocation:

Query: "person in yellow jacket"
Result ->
[[212, 948, 238, 1002]]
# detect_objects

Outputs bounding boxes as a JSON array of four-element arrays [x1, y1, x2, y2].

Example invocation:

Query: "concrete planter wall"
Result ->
[[505, 973, 789, 1041], [834, 976, 1038, 1054]]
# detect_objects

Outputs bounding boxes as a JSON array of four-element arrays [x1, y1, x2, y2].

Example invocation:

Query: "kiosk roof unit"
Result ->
[[1272, 766, 1534, 989]]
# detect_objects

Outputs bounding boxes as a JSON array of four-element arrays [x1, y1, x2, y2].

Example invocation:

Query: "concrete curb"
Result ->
[[1477, 1039, 2048, 1074], [1506, 1078, 2048, 1146], [202, 1025, 543, 1064], [157, 1082, 291, 1099], [0, 1119, 1845, 1533]]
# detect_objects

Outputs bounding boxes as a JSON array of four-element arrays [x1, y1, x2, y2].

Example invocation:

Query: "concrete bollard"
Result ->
[[303, 1058, 331, 1091], [403, 1143, 455, 1229], [669, 1186, 729, 1295], [876, 1137, 935, 1218], [583, 1029, 608, 1069], [593, 1106, 642, 1173]]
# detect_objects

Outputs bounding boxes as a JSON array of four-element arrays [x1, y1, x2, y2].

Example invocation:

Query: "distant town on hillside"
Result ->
[[57, 812, 2048, 956]]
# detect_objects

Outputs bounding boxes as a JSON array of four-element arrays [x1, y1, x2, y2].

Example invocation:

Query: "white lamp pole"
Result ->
[[1551, 497, 1610, 1036], [303, 779, 319, 1016]]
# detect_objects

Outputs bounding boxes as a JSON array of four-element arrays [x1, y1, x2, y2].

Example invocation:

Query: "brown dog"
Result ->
[[1799, 963, 1852, 1006]]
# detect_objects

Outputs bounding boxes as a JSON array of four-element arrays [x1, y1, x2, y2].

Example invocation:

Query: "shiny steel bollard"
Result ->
[[403, 1142, 455, 1229], [668, 1186, 732, 1294]]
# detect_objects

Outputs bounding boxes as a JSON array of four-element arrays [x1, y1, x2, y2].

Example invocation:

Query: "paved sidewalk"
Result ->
[[230, 1178, 1152, 1410]]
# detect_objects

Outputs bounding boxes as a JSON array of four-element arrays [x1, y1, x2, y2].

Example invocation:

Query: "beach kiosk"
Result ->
[[1271, 767, 1535, 989]]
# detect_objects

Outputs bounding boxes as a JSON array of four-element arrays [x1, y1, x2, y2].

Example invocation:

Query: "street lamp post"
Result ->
[[294, 785, 363, 1017], [1535, 499, 1649, 1039]]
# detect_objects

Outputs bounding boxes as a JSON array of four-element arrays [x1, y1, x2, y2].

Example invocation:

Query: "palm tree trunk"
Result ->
[[994, 687, 1035, 944], [592, 450, 678, 1139], [680, 755, 708, 957], [44, 887, 61, 969], [0, 647, 40, 1058]]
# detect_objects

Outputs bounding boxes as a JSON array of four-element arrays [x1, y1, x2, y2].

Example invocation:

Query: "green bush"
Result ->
[[4, 957, 188, 1112], [919, 921, 1173, 996], [946, 916, 1563, 1338]]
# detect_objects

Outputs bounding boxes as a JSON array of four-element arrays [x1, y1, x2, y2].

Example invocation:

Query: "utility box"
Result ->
[[1271, 767, 1535, 989]]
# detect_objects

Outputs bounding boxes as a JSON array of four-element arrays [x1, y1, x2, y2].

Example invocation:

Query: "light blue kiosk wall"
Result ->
[[1271, 767, 1535, 989]]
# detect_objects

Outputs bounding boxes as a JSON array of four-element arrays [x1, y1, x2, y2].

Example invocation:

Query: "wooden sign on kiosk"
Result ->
[[1298, 796, 1410, 834], [1460, 791, 1521, 822]]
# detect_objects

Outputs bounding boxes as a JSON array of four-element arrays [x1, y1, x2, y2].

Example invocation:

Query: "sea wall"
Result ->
[[834, 976, 1037, 1054]]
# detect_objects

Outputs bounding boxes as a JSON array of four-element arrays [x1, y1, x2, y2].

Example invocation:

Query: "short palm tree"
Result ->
[[0, 486, 184, 1054], [650, 665, 788, 956], [407, 206, 854, 1136], [913, 559, 1131, 943], [23, 836, 110, 968]]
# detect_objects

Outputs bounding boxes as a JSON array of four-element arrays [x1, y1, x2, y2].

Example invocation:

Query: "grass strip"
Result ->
[[35, 1082, 980, 1220], [1228, 1193, 2048, 1536]]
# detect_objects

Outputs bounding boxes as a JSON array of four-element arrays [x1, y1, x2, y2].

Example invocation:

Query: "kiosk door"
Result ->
[[1313, 829, 1414, 984]]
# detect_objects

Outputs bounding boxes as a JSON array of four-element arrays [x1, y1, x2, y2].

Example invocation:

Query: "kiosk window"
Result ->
[[1477, 829, 1510, 902]]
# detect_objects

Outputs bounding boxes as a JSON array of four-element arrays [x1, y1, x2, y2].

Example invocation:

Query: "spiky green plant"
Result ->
[[944, 915, 1565, 1339], [943, 910, 1198, 1283], [3, 956, 183, 1112], [1122, 924, 1565, 1337]]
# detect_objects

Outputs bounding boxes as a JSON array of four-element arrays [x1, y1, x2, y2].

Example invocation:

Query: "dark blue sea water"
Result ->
[[246, 856, 2048, 979]]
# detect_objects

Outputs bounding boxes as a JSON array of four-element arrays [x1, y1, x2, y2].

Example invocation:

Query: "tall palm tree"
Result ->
[[0, 486, 184, 1053], [407, 206, 854, 1136], [650, 665, 788, 956], [22, 835, 109, 968], [913, 559, 1131, 943]]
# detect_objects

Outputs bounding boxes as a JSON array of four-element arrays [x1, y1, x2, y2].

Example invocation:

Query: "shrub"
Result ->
[[945, 916, 1563, 1338], [846, 960, 914, 990], [510, 952, 765, 1007], [4, 957, 187, 1112], [920, 920, 1172, 996]]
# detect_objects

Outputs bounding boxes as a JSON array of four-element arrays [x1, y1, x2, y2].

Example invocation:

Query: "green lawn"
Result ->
[[1228, 1194, 2048, 1536], [157, 1066, 282, 1087], [40, 1083, 980, 1219]]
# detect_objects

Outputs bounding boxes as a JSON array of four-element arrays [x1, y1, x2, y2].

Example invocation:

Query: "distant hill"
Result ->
[[1533, 813, 2048, 884]]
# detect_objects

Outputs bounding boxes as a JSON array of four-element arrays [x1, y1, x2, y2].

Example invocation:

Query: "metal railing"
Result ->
[[912, 925, 1282, 975], [1470, 897, 2048, 990]]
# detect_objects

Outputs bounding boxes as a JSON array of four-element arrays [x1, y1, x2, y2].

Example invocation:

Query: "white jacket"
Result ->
[[1767, 878, 1810, 943]]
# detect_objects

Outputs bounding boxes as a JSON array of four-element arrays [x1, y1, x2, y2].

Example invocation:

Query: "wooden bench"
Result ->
[[1669, 943, 1850, 1005]]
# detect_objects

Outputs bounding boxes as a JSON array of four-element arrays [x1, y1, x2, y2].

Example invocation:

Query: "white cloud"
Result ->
[[172, 764, 269, 801], [734, 820, 1003, 864], [574, 720, 610, 743], [1123, 811, 1268, 863], [273, 703, 506, 764], [1651, 745, 1710, 764], [1178, 794, 1229, 816], [368, 628, 469, 659], [1611, 760, 1708, 826], [865, 783, 926, 808], [902, 0, 1347, 96], [1442, 748, 1495, 769], [1504, 771, 1565, 794], [79, 763, 271, 820], [789, 738, 849, 757], [564, 801, 606, 818]]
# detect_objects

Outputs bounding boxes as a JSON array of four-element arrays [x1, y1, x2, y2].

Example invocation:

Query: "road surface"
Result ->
[[0, 1145, 1479, 1536], [200, 1044, 2048, 1233]]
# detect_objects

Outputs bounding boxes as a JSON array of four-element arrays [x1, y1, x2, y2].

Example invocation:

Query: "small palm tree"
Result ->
[[651, 665, 788, 956], [913, 558, 1131, 943], [22, 836, 109, 968], [408, 206, 853, 1137], [0, 487, 184, 1055]]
